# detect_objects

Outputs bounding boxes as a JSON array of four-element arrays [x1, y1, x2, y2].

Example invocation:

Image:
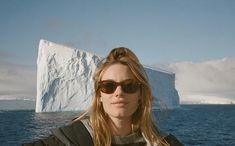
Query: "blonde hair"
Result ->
[[76, 47, 169, 146]]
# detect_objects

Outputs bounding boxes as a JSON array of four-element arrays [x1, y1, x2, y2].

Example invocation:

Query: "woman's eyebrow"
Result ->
[[100, 78, 133, 82]]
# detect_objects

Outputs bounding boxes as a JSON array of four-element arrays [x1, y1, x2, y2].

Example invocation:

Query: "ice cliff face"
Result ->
[[36, 40, 179, 112], [145, 67, 179, 109]]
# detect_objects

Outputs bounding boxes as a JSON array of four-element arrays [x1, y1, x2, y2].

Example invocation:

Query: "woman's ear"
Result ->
[[100, 95, 103, 102]]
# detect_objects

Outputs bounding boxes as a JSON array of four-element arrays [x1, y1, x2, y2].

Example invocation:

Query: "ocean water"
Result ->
[[0, 105, 234, 146]]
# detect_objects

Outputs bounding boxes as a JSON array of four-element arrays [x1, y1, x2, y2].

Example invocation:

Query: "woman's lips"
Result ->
[[111, 101, 128, 107]]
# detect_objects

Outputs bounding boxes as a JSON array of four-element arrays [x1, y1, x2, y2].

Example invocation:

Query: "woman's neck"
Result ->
[[109, 117, 132, 136]]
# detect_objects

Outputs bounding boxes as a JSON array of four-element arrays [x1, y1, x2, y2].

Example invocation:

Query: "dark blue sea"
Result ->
[[0, 105, 234, 146]]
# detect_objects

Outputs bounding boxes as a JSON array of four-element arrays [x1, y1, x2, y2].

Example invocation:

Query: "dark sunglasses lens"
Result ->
[[99, 80, 140, 94], [99, 81, 116, 94], [122, 81, 139, 93]]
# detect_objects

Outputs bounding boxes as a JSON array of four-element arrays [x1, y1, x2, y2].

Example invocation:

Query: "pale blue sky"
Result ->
[[0, 0, 235, 66]]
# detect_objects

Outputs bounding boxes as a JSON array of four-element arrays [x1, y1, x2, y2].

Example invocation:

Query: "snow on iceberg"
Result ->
[[36, 40, 180, 112]]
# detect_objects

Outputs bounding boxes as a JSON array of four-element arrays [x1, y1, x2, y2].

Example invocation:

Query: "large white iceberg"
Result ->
[[36, 40, 180, 112]]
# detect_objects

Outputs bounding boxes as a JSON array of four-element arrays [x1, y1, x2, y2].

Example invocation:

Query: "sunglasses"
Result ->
[[98, 79, 141, 94]]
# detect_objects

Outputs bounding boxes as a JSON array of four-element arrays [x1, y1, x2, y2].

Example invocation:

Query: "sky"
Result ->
[[0, 0, 235, 105]]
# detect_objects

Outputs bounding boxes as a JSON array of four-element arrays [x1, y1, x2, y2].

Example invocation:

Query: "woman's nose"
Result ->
[[114, 85, 123, 97]]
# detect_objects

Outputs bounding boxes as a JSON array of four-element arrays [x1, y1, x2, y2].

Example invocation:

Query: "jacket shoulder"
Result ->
[[163, 134, 184, 146], [51, 120, 93, 146], [22, 120, 93, 146]]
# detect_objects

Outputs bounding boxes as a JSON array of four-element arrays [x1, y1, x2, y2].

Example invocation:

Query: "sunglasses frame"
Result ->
[[98, 79, 141, 94]]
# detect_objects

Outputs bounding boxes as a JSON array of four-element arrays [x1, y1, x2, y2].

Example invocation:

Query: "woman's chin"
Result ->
[[109, 110, 132, 119]]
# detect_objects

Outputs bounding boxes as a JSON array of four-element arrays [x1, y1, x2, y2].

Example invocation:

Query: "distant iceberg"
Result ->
[[36, 40, 180, 112]]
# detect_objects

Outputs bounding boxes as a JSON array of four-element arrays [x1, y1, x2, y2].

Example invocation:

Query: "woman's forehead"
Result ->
[[101, 64, 134, 81]]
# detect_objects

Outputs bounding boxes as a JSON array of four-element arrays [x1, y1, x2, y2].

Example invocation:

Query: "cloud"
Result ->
[[0, 62, 36, 100], [0, 50, 16, 59], [153, 58, 235, 104]]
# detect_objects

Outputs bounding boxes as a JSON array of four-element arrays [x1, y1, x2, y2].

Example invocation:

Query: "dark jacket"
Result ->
[[22, 121, 183, 146]]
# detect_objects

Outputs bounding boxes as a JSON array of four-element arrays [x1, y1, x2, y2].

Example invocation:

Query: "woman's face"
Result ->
[[99, 63, 140, 120]]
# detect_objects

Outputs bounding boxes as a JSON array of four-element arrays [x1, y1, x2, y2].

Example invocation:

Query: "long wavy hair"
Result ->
[[76, 47, 169, 146]]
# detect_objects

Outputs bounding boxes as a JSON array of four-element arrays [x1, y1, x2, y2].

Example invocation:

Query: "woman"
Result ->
[[23, 47, 183, 146]]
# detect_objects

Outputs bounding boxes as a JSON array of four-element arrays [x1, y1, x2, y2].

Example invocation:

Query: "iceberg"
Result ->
[[36, 40, 180, 112]]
